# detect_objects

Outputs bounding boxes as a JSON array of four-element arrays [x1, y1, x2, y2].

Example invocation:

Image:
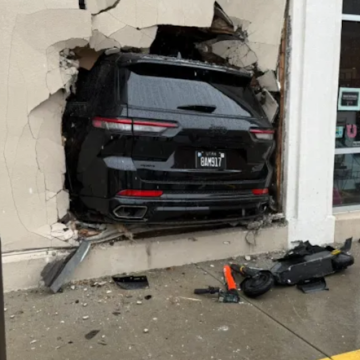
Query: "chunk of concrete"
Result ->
[[211, 3, 235, 33], [257, 71, 280, 92], [217, 0, 286, 70], [256, 90, 279, 123], [235, 19, 251, 32], [211, 40, 258, 68], [51, 223, 74, 241]]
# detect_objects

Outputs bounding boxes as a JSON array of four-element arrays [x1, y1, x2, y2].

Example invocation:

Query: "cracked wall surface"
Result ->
[[217, 0, 286, 71], [0, 0, 285, 252]]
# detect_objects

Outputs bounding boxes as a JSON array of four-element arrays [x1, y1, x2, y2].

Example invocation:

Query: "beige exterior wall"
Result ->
[[0, 0, 286, 255]]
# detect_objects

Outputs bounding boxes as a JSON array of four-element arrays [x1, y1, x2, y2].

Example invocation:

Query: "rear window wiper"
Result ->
[[177, 104, 216, 113]]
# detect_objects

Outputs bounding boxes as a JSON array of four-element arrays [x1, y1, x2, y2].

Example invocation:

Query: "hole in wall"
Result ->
[[59, 4, 282, 235]]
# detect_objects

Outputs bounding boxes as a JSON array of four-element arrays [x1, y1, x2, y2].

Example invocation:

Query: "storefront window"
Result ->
[[334, 21, 360, 207], [343, 0, 360, 16]]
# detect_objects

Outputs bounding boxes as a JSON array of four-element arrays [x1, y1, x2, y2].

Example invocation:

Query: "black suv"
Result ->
[[63, 52, 274, 224]]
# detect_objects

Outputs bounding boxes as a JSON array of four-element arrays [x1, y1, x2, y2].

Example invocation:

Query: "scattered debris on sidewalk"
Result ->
[[297, 278, 328, 294], [194, 265, 240, 303], [85, 330, 100, 340], [112, 275, 149, 290], [42, 240, 92, 294]]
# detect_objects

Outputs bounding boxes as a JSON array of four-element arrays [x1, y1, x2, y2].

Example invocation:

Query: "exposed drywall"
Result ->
[[0, 0, 286, 253]]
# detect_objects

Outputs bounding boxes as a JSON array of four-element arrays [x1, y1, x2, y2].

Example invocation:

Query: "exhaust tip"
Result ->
[[113, 205, 147, 219]]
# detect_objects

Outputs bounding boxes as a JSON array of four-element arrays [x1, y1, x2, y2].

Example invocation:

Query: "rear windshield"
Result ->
[[124, 63, 264, 118]]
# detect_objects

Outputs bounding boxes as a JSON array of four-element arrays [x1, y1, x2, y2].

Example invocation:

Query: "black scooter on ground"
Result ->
[[231, 238, 355, 298]]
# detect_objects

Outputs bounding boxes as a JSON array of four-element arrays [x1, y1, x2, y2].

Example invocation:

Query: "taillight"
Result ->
[[93, 117, 177, 133], [92, 117, 132, 131], [252, 189, 269, 195], [250, 129, 274, 140], [133, 120, 177, 133], [118, 190, 163, 197]]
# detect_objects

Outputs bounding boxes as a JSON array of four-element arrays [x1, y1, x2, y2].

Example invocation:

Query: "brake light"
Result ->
[[92, 117, 132, 131], [93, 117, 177, 133], [252, 189, 269, 195], [118, 190, 163, 197], [250, 129, 274, 140]]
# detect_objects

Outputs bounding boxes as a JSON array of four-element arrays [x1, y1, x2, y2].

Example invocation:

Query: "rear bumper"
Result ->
[[79, 192, 269, 223]]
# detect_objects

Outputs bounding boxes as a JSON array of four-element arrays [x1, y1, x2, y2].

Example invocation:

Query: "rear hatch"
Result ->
[[125, 62, 274, 187]]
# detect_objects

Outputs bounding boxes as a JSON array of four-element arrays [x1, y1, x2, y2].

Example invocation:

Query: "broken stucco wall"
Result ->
[[217, 0, 286, 71], [0, 0, 286, 252], [0, 1, 91, 251]]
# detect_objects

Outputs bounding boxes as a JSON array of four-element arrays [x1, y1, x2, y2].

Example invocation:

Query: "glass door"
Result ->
[[334, 20, 360, 209]]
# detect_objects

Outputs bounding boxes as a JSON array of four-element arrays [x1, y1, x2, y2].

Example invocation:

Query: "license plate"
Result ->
[[195, 151, 226, 169]]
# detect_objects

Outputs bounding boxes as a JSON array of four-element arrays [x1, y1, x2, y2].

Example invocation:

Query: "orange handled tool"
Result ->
[[223, 265, 237, 291]]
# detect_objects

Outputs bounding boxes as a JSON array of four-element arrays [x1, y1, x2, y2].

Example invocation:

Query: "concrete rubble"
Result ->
[[256, 90, 279, 123], [0, 0, 286, 253], [257, 70, 280, 92]]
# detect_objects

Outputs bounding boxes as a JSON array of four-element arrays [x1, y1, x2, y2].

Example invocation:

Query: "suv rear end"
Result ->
[[63, 53, 274, 223]]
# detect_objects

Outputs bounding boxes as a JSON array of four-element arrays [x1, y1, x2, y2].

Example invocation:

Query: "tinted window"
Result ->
[[125, 63, 263, 118], [343, 0, 360, 15]]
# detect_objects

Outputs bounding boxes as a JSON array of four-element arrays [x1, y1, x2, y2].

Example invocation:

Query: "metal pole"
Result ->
[[0, 239, 6, 360]]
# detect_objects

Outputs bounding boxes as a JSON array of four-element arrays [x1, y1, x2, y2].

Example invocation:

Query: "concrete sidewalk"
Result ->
[[4, 245, 360, 360]]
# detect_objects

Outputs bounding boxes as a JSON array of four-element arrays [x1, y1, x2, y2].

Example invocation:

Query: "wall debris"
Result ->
[[256, 90, 279, 123], [257, 71, 280, 92], [217, 0, 286, 71]]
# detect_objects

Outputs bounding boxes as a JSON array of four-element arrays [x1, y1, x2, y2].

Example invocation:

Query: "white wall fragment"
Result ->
[[211, 40, 258, 68], [51, 223, 74, 241], [256, 90, 279, 123], [217, 0, 286, 70], [257, 71, 280, 92]]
